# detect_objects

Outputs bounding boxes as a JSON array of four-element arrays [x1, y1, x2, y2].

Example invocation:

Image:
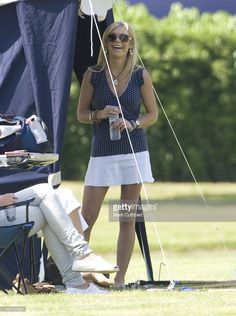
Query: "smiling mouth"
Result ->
[[112, 45, 122, 50]]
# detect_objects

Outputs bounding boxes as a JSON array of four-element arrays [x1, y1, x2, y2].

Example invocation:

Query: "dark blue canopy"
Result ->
[[0, 0, 111, 193], [0, 0, 113, 288], [0, 1, 153, 288]]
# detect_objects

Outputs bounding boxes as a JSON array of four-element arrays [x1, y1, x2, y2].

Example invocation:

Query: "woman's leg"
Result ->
[[114, 183, 142, 287], [68, 208, 84, 234], [81, 186, 109, 241], [81, 186, 114, 286]]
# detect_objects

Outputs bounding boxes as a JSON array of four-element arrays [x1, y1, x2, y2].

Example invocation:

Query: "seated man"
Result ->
[[0, 183, 119, 294]]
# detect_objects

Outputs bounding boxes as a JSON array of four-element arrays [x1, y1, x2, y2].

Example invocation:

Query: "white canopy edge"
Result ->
[[0, 0, 19, 6], [80, 0, 115, 19]]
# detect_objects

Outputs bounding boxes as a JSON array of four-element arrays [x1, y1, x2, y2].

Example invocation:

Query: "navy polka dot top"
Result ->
[[90, 66, 148, 157]]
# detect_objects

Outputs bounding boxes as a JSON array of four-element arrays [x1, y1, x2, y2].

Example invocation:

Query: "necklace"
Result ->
[[110, 69, 123, 86], [113, 78, 119, 86]]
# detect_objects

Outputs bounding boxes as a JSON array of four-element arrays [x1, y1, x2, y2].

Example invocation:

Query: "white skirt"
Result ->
[[84, 151, 154, 186]]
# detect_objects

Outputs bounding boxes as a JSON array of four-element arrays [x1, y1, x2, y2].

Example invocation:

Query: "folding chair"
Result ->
[[0, 198, 36, 294]]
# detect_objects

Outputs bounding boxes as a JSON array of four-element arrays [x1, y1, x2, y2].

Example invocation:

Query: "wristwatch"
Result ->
[[135, 120, 140, 129], [129, 119, 140, 132]]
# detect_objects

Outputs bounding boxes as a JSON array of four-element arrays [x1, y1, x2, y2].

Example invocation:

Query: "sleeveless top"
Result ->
[[90, 67, 149, 157]]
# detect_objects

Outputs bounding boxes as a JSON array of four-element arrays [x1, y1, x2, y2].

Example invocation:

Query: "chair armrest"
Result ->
[[0, 198, 35, 211], [0, 198, 35, 222]]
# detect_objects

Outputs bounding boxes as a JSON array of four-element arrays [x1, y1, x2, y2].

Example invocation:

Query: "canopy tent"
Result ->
[[0, 0, 154, 287], [0, 0, 114, 288], [0, 0, 112, 193]]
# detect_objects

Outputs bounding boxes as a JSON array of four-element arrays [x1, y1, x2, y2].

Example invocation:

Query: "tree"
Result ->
[[62, 2, 236, 181]]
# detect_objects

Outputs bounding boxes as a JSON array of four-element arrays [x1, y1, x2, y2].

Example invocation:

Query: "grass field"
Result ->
[[1, 182, 236, 315]]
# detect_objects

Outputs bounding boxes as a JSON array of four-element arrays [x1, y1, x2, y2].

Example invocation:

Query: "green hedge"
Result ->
[[62, 3, 236, 181]]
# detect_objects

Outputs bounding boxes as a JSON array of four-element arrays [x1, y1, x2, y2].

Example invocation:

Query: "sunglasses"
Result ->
[[107, 33, 132, 43]]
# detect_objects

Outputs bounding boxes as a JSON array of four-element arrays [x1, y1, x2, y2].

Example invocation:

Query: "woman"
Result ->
[[77, 21, 158, 287], [0, 183, 118, 294]]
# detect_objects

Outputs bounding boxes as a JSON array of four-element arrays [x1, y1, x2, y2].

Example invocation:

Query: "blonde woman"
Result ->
[[77, 21, 158, 287]]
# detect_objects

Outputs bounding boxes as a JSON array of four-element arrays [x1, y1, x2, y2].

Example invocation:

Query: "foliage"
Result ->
[[62, 2, 236, 181], [61, 76, 91, 180]]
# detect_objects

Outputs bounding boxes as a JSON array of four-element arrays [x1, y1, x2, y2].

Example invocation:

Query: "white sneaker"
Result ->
[[66, 283, 108, 294], [72, 256, 119, 273]]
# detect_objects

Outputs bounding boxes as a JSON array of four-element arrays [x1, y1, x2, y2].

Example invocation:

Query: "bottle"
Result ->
[[4, 207, 16, 222], [109, 114, 121, 141], [28, 115, 48, 144]]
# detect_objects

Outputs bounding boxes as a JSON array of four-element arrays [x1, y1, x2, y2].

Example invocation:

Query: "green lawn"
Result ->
[[1, 182, 236, 315], [2, 283, 236, 316], [61, 181, 236, 254], [2, 251, 236, 316]]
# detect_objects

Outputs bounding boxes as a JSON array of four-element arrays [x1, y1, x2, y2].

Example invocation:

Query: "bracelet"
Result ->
[[88, 111, 93, 122], [89, 110, 99, 123], [130, 119, 140, 130]]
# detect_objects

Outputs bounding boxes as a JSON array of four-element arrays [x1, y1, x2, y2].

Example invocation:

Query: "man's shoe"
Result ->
[[72, 256, 119, 273]]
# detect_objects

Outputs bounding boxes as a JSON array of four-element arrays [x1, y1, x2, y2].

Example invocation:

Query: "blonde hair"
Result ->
[[90, 21, 138, 79]]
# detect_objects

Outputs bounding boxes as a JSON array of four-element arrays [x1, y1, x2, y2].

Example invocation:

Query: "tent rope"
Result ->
[[113, 0, 230, 285]]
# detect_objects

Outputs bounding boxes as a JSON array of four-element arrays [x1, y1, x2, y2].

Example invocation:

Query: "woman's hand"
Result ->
[[111, 118, 133, 132], [96, 105, 120, 120], [0, 193, 17, 207]]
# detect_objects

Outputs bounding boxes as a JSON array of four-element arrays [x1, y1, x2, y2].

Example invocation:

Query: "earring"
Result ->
[[104, 49, 108, 54], [129, 48, 133, 56]]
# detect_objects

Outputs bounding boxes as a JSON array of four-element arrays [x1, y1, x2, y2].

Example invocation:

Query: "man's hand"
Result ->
[[0, 193, 17, 207]]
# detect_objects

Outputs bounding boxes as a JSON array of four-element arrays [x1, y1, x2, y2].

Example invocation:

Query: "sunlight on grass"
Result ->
[[1, 182, 235, 316], [2, 251, 236, 316], [61, 181, 236, 201], [60, 181, 236, 255]]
